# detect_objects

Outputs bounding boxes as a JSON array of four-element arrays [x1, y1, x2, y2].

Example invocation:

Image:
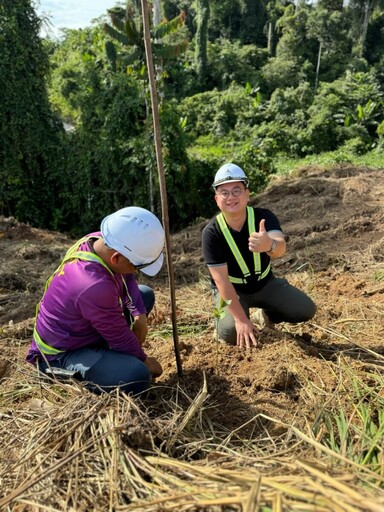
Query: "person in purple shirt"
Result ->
[[27, 206, 165, 395]]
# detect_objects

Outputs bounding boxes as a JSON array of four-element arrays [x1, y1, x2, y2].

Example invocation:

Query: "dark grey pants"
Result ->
[[214, 277, 316, 344]]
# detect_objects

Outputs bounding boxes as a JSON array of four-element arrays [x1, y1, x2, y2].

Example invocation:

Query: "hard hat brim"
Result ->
[[213, 177, 249, 188], [139, 252, 164, 276]]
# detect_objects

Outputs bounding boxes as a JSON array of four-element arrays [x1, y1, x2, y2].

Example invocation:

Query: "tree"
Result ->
[[347, 0, 384, 58], [207, 0, 267, 45], [207, 0, 238, 41], [305, 69, 384, 153], [317, 0, 343, 10], [364, 8, 384, 64], [103, 3, 187, 212], [48, 22, 195, 233], [261, 4, 315, 93], [49, 26, 152, 232], [0, 0, 65, 228], [194, 0, 209, 87], [236, 0, 267, 45], [361, 1, 376, 57], [206, 40, 267, 90], [103, 4, 187, 74], [265, 0, 292, 56], [306, 6, 351, 89]]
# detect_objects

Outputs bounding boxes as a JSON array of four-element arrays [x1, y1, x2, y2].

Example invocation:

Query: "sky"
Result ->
[[35, 0, 120, 37]]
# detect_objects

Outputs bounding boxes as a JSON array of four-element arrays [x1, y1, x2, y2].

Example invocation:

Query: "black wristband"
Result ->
[[266, 239, 277, 254]]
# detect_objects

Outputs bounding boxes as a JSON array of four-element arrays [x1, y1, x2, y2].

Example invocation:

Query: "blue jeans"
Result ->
[[38, 285, 155, 395]]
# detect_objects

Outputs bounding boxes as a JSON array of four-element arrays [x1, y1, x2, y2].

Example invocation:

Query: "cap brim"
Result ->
[[215, 178, 245, 187], [139, 252, 164, 276], [212, 176, 249, 190]]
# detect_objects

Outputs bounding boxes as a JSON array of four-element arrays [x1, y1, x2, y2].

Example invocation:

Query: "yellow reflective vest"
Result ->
[[216, 206, 271, 285], [33, 235, 133, 357]]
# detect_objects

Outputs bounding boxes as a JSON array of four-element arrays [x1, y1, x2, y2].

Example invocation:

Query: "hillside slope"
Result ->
[[1, 164, 384, 410], [1, 164, 384, 509]]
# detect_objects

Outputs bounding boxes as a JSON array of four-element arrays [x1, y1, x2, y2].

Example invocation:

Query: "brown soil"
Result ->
[[1, 164, 384, 434]]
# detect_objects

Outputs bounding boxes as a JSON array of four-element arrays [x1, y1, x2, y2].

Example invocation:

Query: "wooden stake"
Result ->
[[140, 0, 183, 376]]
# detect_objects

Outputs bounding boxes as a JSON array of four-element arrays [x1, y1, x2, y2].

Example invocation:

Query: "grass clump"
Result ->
[[1, 351, 384, 510], [312, 361, 384, 484], [274, 148, 384, 176]]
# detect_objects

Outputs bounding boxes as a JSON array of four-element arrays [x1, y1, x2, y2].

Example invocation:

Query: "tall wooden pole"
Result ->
[[140, 0, 183, 377]]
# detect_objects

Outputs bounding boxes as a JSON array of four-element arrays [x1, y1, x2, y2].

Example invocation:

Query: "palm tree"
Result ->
[[103, 3, 188, 212], [103, 4, 187, 74]]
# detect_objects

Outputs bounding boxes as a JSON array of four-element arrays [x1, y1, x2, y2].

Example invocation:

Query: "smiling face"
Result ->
[[214, 181, 249, 214]]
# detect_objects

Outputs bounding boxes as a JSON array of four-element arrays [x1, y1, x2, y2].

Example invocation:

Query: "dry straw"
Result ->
[[1, 353, 384, 512], [1, 223, 383, 510]]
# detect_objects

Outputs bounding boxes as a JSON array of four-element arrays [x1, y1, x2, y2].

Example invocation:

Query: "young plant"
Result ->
[[213, 296, 231, 374]]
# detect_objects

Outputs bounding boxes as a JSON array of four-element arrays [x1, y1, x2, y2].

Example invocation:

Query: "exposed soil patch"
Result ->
[[1, 165, 384, 435]]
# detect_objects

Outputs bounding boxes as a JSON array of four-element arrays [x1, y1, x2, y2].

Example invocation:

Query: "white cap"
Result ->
[[212, 163, 249, 188], [101, 207, 165, 276]]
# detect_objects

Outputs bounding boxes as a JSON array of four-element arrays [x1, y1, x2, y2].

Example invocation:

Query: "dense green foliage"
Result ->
[[1, 0, 384, 233], [0, 0, 65, 228]]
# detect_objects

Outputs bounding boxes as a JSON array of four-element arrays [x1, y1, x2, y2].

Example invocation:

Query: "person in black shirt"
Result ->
[[202, 163, 316, 349]]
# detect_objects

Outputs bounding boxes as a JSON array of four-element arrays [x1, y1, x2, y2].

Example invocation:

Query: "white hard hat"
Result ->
[[212, 163, 249, 188], [101, 206, 165, 276]]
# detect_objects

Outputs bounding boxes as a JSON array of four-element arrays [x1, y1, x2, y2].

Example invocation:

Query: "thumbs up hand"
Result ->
[[259, 219, 267, 234], [248, 219, 273, 253]]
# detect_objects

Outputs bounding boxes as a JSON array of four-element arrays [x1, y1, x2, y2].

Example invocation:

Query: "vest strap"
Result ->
[[33, 327, 64, 355], [217, 206, 264, 283], [217, 212, 251, 277], [34, 235, 133, 356]]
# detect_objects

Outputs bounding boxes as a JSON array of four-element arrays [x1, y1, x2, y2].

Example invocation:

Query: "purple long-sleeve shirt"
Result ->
[[27, 232, 147, 363]]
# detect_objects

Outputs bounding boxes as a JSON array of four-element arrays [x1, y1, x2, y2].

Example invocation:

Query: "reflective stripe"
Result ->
[[67, 248, 134, 319], [34, 235, 133, 356], [66, 250, 114, 276], [228, 276, 247, 284], [217, 206, 264, 283], [41, 235, 94, 294], [33, 327, 64, 355], [228, 264, 270, 284], [217, 212, 251, 277], [259, 263, 271, 280], [247, 207, 261, 274]]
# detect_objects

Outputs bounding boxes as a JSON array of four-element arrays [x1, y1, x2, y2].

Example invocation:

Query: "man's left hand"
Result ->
[[248, 219, 272, 253]]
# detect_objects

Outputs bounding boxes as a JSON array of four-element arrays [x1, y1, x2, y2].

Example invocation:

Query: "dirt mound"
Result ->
[[1, 164, 384, 509], [1, 164, 384, 429], [166, 164, 384, 282]]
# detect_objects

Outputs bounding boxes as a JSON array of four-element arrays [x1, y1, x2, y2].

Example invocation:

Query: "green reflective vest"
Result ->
[[217, 206, 271, 285], [33, 235, 132, 356]]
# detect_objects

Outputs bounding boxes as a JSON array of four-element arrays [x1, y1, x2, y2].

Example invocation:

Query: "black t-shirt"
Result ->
[[202, 207, 282, 293]]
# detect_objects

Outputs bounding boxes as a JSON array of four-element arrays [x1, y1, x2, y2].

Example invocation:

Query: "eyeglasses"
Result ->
[[216, 187, 246, 199]]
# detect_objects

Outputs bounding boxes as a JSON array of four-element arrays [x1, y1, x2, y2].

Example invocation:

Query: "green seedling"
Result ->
[[213, 296, 231, 374]]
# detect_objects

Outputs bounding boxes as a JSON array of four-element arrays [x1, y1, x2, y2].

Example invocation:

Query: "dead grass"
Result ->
[[1, 324, 384, 510], [1, 165, 384, 510], [2, 269, 384, 510]]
